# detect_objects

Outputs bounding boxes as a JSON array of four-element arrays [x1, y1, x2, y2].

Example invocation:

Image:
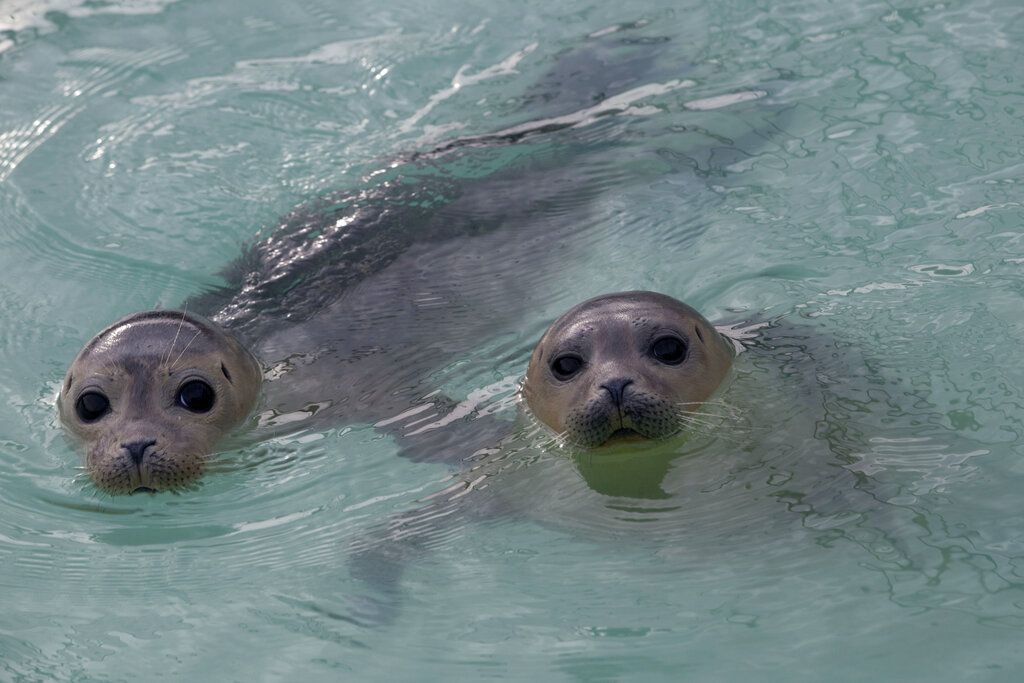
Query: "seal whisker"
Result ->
[[672, 402, 741, 423], [163, 306, 188, 367], [671, 416, 740, 442], [674, 400, 745, 421], [672, 414, 727, 433], [674, 399, 743, 415], [669, 402, 757, 444], [674, 410, 744, 429], [169, 329, 203, 371], [542, 429, 572, 450], [667, 413, 724, 436]]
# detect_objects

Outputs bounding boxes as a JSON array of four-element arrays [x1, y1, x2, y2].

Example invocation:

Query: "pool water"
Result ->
[[3, 0, 1024, 680]]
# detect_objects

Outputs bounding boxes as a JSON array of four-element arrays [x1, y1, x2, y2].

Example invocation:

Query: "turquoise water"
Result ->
[[3, 0, 1024, 680]]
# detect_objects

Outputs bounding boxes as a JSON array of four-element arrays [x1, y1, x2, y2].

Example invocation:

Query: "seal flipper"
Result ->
[[344, 396, 518, 623], [346, 416, 529, 624], [345, 460, 509, 626]]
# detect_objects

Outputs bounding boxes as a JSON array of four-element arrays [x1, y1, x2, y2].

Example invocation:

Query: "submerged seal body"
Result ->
[[58, 311, 261, 493], [523, 291, 734, 447]]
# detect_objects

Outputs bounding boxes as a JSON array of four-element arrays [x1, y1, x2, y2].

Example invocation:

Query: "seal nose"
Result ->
[[600, 378, 633, 407], [122, 439, 156, 465]]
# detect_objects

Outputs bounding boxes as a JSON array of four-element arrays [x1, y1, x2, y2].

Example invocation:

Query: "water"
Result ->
[[2, 0, 1024, 680]]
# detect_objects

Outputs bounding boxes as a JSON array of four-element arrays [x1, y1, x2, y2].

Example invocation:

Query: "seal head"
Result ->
[[58, 311, 262, 494], [523, 291, 734, 447]]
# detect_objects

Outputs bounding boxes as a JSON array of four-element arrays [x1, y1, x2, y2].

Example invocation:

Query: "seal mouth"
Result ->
[[131, 486, 157, 494], [607, 427, 643, 441]]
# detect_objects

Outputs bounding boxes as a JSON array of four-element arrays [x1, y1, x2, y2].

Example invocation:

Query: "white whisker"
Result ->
[[667, 398, 759, 444], [678, 411, 744, 428], [169, 329, 202, 370], [163, 307, 188, 366], [675, 400, 745, 421], [542, 429, 571, 450], [674, 412, 725, 427]]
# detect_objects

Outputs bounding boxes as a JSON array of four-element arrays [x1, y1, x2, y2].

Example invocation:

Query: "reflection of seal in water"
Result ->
[[58, 311, 261, 494], [523, 291, 734, 447]]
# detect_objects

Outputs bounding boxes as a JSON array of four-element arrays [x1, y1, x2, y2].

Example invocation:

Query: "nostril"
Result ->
[[122, 439, 156, 465], [600, 378, 634, 406]]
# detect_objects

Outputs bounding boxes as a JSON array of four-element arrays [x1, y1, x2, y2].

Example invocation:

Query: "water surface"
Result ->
[[2, 0, 1024, 680]]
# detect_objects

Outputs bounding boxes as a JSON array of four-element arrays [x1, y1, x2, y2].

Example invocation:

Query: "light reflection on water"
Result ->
[[2, 0, 1024, 679]]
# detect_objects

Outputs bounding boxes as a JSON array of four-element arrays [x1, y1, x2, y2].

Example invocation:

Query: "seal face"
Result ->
[[58, 311, 262, 494], [523, 291, 734, 448]]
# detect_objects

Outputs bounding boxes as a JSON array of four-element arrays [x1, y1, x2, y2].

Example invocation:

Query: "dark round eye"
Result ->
[[177, 380, 215, 413], [75, 392, 110, 423], [651, 336, 687, 365], [550, 354, 584, 380]]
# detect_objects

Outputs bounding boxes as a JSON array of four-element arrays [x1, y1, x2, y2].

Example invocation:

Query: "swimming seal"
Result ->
[[346, 291, 740, 622], [58, 311, 262, 494], [56, 31, 777, 494], [523, 291, 734, 447]]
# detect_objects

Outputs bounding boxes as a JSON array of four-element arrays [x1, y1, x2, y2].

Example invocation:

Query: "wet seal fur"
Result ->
[[523, 291, 735, 447], [58, 311, 261, 494]]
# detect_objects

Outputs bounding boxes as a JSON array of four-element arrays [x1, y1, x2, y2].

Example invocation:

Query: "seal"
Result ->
[[347, 291, 742, 622], [57, 30, 777, 494], [523, 291, 735, 447], [58, 310, 262, 494]]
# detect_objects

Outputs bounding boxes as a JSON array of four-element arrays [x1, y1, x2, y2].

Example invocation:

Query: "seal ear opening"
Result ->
[[694, 327, 704, 344], [63, 374, 74, 394], [220, 363, 233, 383]]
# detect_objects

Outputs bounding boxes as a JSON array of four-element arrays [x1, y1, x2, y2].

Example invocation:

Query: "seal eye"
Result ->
[[177, 380, 215, 413], [75, 392, 110, 423], [550, 354, 584, 380], [651, 336, 687, 365]]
